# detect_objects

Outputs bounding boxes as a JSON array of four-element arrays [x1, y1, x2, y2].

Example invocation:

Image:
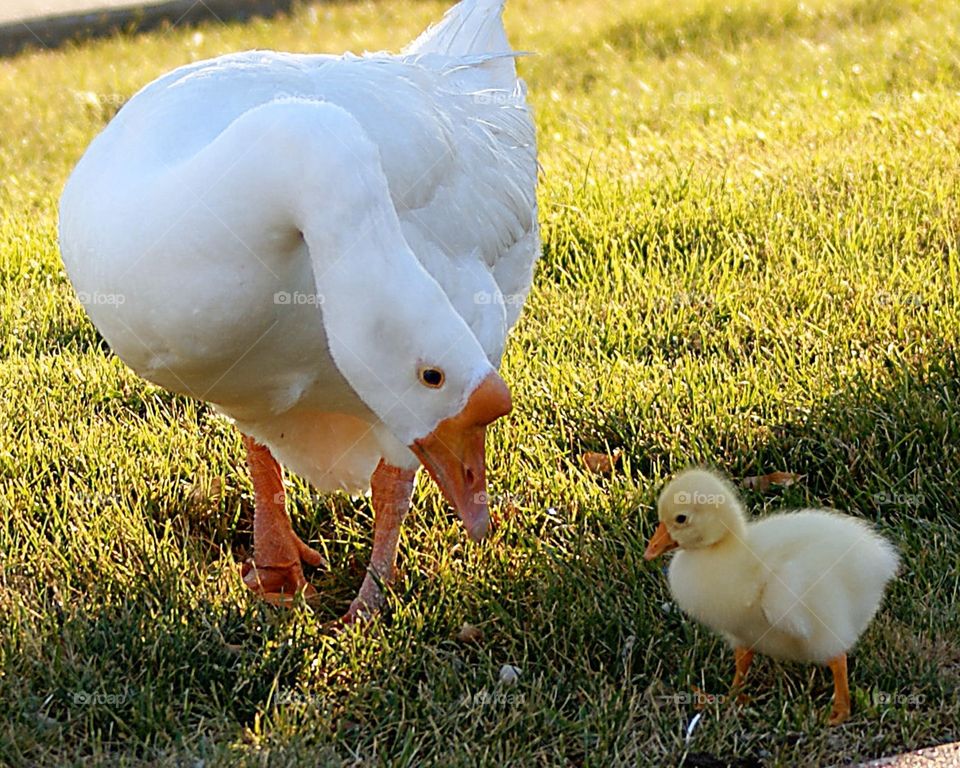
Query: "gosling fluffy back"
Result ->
[[653, 468, 900, 663]]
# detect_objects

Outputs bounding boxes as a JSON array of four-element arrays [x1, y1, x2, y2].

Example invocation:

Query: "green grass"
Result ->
[[2, 0, 959, 764]]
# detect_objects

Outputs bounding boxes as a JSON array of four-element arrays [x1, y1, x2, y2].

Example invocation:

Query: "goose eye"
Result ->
[[419, 367, 445, 389], [675, 514, 688, 524]]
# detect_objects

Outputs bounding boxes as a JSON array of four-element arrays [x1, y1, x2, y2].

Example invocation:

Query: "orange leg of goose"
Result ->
[[240, 435, 325, 603], [827, 653, 851, 725], [730, 646, 755, 705], [343, 459, 416, 624], [690, 647, 755, 710]]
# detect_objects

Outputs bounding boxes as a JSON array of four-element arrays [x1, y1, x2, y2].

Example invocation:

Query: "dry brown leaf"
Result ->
[[741, 471, 803, 491], [582, 449, 622, 475], [456, 623, 484, 644]]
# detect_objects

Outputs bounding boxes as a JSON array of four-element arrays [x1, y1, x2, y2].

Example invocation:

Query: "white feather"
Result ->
[[58, 0, 539, 492]]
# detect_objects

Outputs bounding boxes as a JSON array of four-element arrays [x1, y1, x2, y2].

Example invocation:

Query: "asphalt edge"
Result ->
[[0, 0, 294, 56]]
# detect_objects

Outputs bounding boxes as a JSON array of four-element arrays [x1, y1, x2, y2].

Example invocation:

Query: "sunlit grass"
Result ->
[[1, 0, 958, 764]]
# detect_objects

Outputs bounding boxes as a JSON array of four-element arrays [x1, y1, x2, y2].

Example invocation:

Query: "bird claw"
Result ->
[[828, 704, 850, 726], [240, 525, 326, 605], [689, 685, 749, 710], [241, 559, 319, 605], [341, 588, 384, 624], [321, 599, 379, 635], [292, 535, 327, 569], [339, 603, 373, 627]]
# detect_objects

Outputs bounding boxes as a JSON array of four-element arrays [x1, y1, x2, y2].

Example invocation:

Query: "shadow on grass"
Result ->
[[2, 348, 957, 765], [258, 345, 958, 765]]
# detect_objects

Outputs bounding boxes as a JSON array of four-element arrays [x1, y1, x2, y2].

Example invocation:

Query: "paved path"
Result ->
[[0, 0, 290, 54], [0, 0, 166, 25], [857, 742, 960, 768]]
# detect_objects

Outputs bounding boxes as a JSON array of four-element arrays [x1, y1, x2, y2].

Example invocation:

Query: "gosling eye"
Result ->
[[418, 366, 445, 389], [675, 514, 688, 525]]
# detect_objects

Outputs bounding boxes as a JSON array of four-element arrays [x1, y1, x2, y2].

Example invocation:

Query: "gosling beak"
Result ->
[[643, 521, 679, 560], [410, 372, 512, 542]]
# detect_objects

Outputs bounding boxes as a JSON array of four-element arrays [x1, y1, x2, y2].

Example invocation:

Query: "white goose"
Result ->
[[58, 0, 539, 620]]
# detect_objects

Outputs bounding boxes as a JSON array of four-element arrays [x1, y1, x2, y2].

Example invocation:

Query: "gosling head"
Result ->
[[644, 468, 747, 560]]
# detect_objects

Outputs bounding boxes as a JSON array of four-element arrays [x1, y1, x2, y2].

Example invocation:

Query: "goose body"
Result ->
[[60, 0, 537, 615], [61, 0, 537, 491]]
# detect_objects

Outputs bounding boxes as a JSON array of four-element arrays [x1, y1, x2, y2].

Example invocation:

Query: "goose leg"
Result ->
[[343, 459, 416, 623], [827, 653, 851, 725], [240, 434, 325, 603], [689, 647, 755, 710]]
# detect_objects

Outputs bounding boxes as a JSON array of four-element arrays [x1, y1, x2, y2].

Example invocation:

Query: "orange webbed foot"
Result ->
[[828, 702, 851, 726], [240, 434, 325, 605], [241, 527, 325, 604], [241, 548, 322, 605]]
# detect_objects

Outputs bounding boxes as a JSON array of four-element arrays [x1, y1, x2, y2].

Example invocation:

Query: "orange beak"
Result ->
[[410, 372, 512, 541], [643, 521, 679, 560]]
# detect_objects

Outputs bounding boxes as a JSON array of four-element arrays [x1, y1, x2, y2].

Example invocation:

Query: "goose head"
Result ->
[[319, 255, 512, 542], [644, 468, 747, 559]]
